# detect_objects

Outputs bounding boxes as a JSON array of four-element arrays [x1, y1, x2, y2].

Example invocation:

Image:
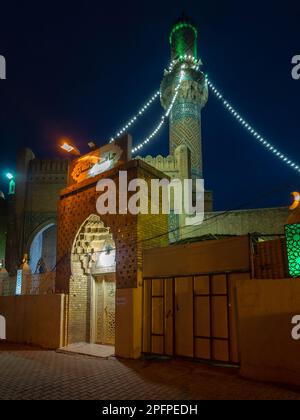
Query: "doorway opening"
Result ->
[[94, 273, 116, 345], [71, 215, 116, 348]]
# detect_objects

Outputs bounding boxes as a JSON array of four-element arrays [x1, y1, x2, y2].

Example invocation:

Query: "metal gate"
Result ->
[[143, 271, 250, 364]]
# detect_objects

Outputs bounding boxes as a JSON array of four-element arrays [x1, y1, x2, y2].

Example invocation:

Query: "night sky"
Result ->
[[0, 0, 299, 211]]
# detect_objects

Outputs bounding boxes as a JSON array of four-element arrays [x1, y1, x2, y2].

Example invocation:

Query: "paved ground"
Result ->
[[58, 342, 115, 358], [1, 342, 300, 400]]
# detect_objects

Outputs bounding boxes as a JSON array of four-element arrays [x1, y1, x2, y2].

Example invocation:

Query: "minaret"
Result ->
[[160, 14, 208, 178]]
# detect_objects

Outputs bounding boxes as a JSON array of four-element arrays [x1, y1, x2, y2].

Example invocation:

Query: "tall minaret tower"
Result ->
[[161, 14, 208, 178]]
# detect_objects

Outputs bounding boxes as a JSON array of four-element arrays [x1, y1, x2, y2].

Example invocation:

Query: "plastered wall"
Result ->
[[0, 294, 67, 349], [236, 279, 300, 387]]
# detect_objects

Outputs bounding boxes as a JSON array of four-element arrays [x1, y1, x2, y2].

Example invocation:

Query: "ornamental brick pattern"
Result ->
[[161, 68, 208, 178], [170, 114, 202, 173], [56, 159, 168, 344], [161, 15, 208, 179]]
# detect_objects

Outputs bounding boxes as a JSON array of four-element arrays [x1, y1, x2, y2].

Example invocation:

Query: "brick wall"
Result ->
[[57, 159, 168, 344]]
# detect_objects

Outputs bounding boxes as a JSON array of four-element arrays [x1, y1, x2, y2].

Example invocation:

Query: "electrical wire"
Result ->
[[52, 179, 292, 271]]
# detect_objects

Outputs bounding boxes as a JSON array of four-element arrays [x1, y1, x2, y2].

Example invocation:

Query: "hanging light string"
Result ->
[[109, 90, 160, 143], [207, 77, 300, 174], [132, 68, 185, 154], [167, 55, 200, 73]]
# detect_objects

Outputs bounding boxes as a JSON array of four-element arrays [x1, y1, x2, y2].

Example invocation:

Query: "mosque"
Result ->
[[1, 14, 288, 277], [0, 14, 292, 362]]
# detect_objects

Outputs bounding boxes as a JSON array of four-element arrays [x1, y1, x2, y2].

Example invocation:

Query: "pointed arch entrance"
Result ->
[[29, 222, 57, 273], [71, 215, 116, 346]]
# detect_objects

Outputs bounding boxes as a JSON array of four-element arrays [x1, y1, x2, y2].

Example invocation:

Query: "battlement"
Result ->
[[136, 154, 178, 174], [28, 159, 69, 183], [135, 154, 182, 181], [135, 145, 191, 180], [29, 159, 69, 175]]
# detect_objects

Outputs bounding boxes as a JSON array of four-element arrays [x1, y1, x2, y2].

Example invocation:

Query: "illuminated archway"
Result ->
[[71, 215, 116, 345]]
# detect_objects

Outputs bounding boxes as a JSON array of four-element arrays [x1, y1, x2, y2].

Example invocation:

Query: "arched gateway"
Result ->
[[71, 215, 116, 345], [56, 135, 168, 358]]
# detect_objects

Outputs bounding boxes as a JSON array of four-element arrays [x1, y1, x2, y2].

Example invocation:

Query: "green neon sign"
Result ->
[[285, 223, 300, 277]]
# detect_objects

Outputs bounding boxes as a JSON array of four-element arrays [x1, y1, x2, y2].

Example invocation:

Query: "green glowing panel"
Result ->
[[169, 23, 198, 44], [176, 35, 186, 59], [8, 179, 15, 195], [170, 22, 198, 60], [285, 224, 300, 277]]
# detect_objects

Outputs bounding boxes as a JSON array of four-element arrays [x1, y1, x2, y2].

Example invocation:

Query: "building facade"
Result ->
[[56, 135, 168, 357], [5, 148, 68, 275], [0, 15, 292, 360]]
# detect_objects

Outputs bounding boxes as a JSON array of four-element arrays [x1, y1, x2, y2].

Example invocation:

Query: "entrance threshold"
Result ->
[[58, 343, 115, 359]]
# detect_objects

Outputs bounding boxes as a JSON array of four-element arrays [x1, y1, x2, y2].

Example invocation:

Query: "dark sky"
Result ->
[[0, 0, 300, 211]]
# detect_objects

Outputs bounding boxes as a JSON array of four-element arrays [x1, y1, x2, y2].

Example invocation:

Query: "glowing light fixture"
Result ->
[[16, 270, 23, 295], [98, 246, 116, 269], [5, 173, 14, 180], [285, 224, 300, 278], [61, 143, 74, 153], [4, 172, 15, 195], [59, 139, 81, 156], [169, 22, 198, 45], [290, 192, 300, 211]]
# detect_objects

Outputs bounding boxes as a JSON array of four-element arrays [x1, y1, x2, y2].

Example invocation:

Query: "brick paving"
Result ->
[[0, 341, 300, 400]]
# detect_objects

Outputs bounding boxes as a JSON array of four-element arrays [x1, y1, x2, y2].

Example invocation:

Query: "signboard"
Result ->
[[68, 135, 132, 186]]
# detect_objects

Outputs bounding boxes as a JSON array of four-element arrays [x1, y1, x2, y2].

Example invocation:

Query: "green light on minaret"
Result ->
[[285, 224, 300, 277], [169, 23, 198, 44], [161, 13, 208, 178], [170, 21, 198, 60]]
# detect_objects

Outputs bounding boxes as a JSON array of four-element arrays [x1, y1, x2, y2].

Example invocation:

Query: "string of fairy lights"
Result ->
[[109, 67, 185, 154], [107, 61, 300, 175], [132, 68, 185, 154], [109, 90, 160, 144], [207, 77, 300, 174]]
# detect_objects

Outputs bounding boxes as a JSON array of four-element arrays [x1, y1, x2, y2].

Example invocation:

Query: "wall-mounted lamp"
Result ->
[[59, 139, 81, 156]]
